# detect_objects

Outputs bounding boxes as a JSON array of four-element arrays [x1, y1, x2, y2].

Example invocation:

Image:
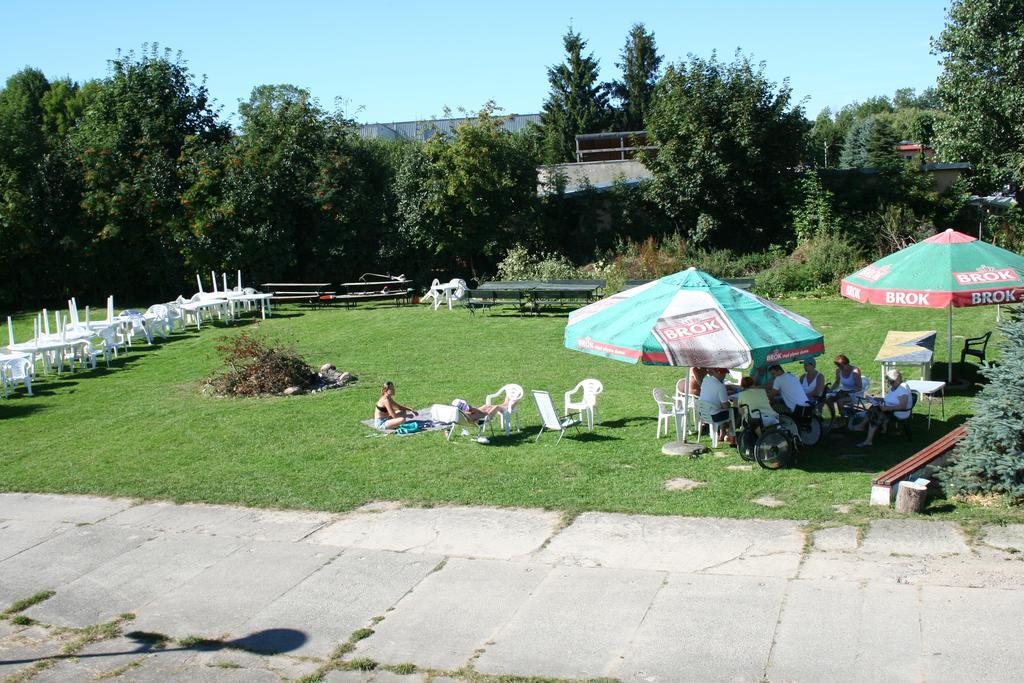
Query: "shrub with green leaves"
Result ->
[[940, 307, 1024, 502], [753, 234, 863, 298], [495, 244, 582, 281]]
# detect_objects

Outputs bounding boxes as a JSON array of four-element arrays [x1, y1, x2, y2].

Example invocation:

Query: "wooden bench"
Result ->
[[261, 283, 335, 306], [869, 425, 965, 505]]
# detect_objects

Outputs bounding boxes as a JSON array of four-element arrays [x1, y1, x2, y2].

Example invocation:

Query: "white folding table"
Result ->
[[903, 379, 946, 429]]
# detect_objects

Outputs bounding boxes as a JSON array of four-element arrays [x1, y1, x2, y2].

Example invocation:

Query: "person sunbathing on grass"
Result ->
[[374, 381, 417, 430]]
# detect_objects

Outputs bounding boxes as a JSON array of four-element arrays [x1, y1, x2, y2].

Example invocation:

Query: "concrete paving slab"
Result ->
[[813, 525, 859, 552], [860, 519, 969, 555], [800, 547, 1024, 589], [0, 519, 72, 562], [981, 523, 1024, 551], [475, 566, 665, 680], [325, 671, 427, 682], [29, 634, 171, 683], [306, 506, 560, 560], [27, 532, 243, 627], [921, 585, 1024, 682], [102, 501, 252, 534], [240, 548, 442, 658], [130, 540, 339, 638], [0, 492, 133, 524], [0, 624, 72, 680], [356, 558, 550, 670], [103, 502, 336, 542], [767, 579, 922, 682], [188, 647, 321, 680], [536, 513, 804, 577], [0, 523, 151, 605], [613, 573, 788, 682]]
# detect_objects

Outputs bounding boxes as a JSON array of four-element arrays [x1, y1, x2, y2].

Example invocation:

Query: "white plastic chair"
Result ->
[[673, 378, 698, 435], [143, 304, 172, 339], [564, 379, 603, 429], [82, 325, 121, 369], [119, 310, 153, 346], [652, 387, 681, 439], [484, 383, 524, 434], [531, 390, 581, 444], [1, 356, 33, 397], [696, 399, 735, 448]]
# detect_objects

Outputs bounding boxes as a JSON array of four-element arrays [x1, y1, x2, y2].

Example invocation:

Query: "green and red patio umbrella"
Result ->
[[840, 228, 1024, 381], [565, 268, 824, 369]]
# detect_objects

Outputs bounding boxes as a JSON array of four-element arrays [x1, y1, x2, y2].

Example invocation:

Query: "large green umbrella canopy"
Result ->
[[565, 268, 824, 369], [841, 228, 1024, 381]]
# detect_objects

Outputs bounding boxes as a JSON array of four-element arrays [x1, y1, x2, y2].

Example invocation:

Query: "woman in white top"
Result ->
[[852, 369, 912, 447], [799, 358, 826, 400], [825, 354, 862, 420]]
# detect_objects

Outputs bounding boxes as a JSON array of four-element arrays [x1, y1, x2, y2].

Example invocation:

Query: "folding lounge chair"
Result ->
[[430, 404, 493, 442], [532, 390, 581, 444]]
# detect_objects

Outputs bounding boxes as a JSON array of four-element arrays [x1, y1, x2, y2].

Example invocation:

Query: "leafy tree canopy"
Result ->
[[933, 0, 1024, 192], [643, 51, 807, 250]]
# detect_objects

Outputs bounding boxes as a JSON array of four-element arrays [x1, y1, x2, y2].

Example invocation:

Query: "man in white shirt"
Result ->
[[699, 367, 733, 442], [854, 369, 912, 447], [767, 364, 810, 416]]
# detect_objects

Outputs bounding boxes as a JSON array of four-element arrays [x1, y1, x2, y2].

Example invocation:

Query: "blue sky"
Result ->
[[1, 1, 949, 125]]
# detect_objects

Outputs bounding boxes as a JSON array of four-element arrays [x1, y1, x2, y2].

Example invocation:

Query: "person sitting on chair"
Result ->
[[852, 369, 912, 447], [736, 376, 778, 427], [767, 364, 810, 417], [825, 354, 863, 420], [450, 398, 509, 424], [800, 358, 826, 402], [699, 367, 734, 443], [687, 367, 708, 396], [374, 381, 417, 430]]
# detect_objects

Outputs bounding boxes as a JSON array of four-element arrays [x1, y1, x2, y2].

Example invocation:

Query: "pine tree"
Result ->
[[539, 29, 610, 164], [608, 23, 662, 132], [940, 306, 1024, 502]]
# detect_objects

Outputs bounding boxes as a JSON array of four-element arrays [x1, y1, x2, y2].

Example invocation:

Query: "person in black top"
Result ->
[[373, 381, 416, 430]]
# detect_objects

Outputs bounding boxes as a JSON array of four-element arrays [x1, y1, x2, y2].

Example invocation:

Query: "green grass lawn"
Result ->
[[1, 298, 1020, 525]]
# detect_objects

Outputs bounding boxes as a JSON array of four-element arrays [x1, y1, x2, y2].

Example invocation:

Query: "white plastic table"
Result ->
[[426, 281, 461, 310], [903, 379, 946, 428]]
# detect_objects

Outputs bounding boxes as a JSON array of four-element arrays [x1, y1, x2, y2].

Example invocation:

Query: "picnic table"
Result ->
[[468, 280, 605, 314], [261, 283, 335, 306], [332, 275, 414, 307]]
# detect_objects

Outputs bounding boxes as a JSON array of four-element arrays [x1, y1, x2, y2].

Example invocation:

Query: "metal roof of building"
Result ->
[[358, 113, 541, 141]]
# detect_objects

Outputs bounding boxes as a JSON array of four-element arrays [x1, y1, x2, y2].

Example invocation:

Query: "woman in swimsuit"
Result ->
[[374, 381, 417, 430]]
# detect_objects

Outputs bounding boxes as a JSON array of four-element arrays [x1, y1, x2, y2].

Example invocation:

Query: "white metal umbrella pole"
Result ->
[[947, 303, 953, 383]]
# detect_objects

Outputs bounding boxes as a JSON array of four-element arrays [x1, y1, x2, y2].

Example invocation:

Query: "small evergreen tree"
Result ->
[[940, 306, 1024, 502]]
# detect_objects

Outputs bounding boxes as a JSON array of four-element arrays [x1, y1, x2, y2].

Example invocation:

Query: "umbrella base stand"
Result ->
[[662, 440, 708, 458]]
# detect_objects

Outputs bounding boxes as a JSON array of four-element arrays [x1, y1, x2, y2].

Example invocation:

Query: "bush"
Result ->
[[940, 307, 1024, 503], [753, 234, 863, 298], [494, 244, 583, 281], [208, 331, 316, 397]]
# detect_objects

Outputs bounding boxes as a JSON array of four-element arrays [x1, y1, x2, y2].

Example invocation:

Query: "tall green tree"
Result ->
[[70, 45, 228, 297], [408, 104, 537, 278], [933, 0, 1024, 191], [539, 29, 611, 164], [643, 52, 807, 250], [865, 116, 902, 171], [608, 23, 662, 131]]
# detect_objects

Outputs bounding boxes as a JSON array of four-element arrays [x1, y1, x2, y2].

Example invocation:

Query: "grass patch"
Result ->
[[0, 301, 1021, 524], [342, 657, 377, 671], [3, 590, 55, 615], [393, 662, 417, 674], [350, 627, 374, 641], [10, 614, 33, 625]]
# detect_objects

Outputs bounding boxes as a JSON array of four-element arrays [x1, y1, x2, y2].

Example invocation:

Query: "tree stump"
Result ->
[[895, 480, 928, 513]]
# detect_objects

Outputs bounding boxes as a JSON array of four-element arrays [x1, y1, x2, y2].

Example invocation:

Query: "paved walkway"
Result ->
[[1, 493, 1023, 682]]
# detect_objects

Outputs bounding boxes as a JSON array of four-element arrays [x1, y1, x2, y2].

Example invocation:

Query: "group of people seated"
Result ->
[[691, 353, 912, 448], [373, 381, 512, 430]]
